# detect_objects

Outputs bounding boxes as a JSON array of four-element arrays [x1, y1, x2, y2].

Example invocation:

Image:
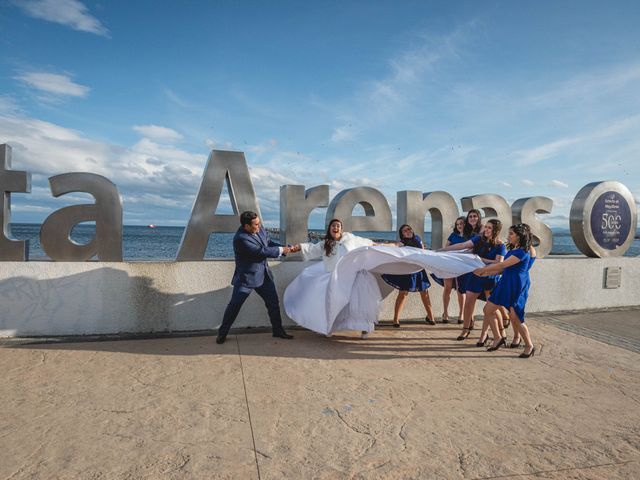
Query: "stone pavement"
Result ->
[[1, 309, 639, 479]]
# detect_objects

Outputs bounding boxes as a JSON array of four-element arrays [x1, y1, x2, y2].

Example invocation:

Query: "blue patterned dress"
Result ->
[[488, 248, 534, 322], [382, 235, 431, 292]]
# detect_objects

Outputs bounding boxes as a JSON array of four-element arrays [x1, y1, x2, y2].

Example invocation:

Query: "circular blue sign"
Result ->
[[589, 191, 632, 250]]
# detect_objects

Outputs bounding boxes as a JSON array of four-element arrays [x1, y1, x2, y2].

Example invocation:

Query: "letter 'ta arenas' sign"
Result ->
[[0, 143, 637, 262]]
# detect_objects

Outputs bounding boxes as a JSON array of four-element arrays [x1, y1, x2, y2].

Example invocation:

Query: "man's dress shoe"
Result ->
[[216, 335, 226, 344], [272, 331, 294, 339]]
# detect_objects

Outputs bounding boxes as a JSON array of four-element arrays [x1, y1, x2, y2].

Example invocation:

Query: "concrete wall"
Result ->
[[0, 256, 638, 337]]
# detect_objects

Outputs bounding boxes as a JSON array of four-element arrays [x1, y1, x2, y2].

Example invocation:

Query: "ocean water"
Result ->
[[7, 223, 640, 261]]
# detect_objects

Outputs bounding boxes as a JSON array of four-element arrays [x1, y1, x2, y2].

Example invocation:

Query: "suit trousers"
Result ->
[[218, 275, 284, 338]]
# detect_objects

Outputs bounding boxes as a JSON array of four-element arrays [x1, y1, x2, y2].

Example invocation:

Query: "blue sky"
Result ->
[[1, 0, 639, 228]]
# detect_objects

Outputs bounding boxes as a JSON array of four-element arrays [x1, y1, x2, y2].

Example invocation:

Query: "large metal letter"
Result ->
[[397, 191, 459, 249], [461, 194, 512, 239], [177, 150, 259, 261], [326, 187, 392, 232], [570, 181, 637, 258], [511, 197, 554, 258], [280, 185, 329, 245], [0, 144, 32, 261], [40, 173, 123, 261]]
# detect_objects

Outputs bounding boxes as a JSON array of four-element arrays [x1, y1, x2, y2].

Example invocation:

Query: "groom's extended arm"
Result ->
[[234, 234, 294, 260]]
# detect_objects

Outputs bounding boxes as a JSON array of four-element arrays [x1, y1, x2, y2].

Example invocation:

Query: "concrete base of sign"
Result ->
[[0, 257, 638, 337]]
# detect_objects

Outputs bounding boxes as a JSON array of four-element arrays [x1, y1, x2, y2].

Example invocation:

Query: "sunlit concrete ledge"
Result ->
[[0, 256, 638, 337]]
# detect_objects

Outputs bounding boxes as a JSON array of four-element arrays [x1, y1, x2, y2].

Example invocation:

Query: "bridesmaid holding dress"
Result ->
[[474, 224, 537, 358], [440, 219, 506, 343], [382, 224, 436, 327], [441, 216, 468, 324]]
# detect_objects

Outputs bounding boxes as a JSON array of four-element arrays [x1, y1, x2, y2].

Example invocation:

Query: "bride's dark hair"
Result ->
[[324, 219, 342, 257]]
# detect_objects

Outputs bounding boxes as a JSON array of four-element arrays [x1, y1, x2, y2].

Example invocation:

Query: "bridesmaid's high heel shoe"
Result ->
[[509, 340, 522, 348], [456, 328, 471, 341], [487, 337, 506, 352], [519, 346, 536, 358], [476, 333, 490, 347], [425, 316, 436, 325]]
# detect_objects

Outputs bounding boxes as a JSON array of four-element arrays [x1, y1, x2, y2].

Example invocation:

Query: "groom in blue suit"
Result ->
[[216, 211, 295, 344]]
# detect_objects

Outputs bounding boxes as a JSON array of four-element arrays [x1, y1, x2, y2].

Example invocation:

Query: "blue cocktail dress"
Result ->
[[459, 236, 507, 295], [382, 235, 431, 292], [488, 248, 533, 322]]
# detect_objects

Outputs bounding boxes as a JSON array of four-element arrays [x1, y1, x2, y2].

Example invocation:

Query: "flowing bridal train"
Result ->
[[284, 224, 484, 336]]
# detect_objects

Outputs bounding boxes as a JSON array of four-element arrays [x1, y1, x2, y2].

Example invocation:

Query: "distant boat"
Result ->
[[148, 224, 156, 229]]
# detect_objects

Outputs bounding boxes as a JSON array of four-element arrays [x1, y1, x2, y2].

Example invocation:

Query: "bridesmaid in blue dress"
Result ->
[[474, 224, 537, 358], [440, 219, 506, 342], [453, 209, 483, 317], [382, 224, 436, 327], [463, 209, 483, 239], [441, 216, 468, 324]]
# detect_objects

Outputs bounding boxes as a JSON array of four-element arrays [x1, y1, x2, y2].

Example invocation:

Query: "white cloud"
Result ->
[[0, 113, 205, 202], [528, 63, 640, 109], [0, 111, 308, 225], [500, 181, 512, 188], [12, 0, 109, 36], [133, 125, 183, 143], [330, 125, 356, 143], [9, 204, 51, 213], [513, 114, 640, 168], [514, 136, 582, 167], [543, 214, 571, 228], [0, 96, 20, 114], [550, 180, 569, 188], [162, 87, 190, 108], [364, 27, 467, 117], [15, 72, 90, 98], [205, 138, 233, 150], [1, 114, 119, 176], [247, 139, 278, 155], [325, 22, 476, 140], [521, 179, 535, 186]]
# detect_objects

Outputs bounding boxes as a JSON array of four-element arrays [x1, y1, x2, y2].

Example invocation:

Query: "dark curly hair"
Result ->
[[324, 218, 342, 257], [509, 223, 532, 251]]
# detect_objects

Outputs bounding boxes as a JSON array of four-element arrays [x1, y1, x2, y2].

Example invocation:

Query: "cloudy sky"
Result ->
[[1, 0, 639, 228]]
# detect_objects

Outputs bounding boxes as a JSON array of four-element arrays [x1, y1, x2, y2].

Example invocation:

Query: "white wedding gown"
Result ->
[[284, 234, 484, 335]]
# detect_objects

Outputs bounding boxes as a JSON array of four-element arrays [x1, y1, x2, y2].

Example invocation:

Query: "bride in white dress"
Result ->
[[284, 218, 486, 338], [284, 219, 380, 336]]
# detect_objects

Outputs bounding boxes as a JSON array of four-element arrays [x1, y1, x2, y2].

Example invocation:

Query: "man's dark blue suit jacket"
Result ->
[[231, 227, 282, 289]]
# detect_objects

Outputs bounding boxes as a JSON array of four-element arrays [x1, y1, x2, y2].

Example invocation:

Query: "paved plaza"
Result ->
[[1, 309, 639, 479]]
